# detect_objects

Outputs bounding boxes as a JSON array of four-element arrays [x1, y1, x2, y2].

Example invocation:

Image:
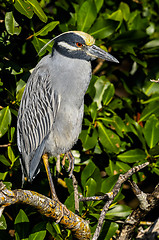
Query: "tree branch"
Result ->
[[91, 162, 149, 240], [0, 182, 91, 240], [118, 183, 159, 240]]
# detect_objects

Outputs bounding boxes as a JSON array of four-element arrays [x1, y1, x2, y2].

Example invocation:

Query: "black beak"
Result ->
[[87, 44, 119, 63]]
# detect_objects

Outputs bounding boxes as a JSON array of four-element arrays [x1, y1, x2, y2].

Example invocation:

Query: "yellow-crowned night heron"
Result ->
[[17, 31, 118, 198]]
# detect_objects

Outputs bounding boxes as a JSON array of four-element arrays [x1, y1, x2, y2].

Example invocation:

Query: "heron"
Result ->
[[17, 31, 119, 199]]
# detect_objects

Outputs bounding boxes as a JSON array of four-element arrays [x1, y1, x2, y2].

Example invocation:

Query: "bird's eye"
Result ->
[[76, 42, 83, 47]]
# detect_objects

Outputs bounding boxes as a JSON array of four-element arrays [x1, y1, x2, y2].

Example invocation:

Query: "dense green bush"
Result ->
[[0, 0, 159, 239]]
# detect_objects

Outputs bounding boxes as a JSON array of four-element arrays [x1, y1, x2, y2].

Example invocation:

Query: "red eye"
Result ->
[[76, 42, 83, 47]]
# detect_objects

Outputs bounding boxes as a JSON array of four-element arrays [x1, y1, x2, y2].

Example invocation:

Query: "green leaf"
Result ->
[[142, 81, 159, 96], [29, 231, 46, 240], [0, 215, 7, 230], [109, 9, 123, 22], [103, 83, 115, 105], [5, 12, 21, 35], [111, 116, 127, 138], [15, 209, 29, 224], [46, 222, 63, 240], [34, 21, 59, 37], [27, 0, 47, 23], [64, 192, 75, 212], [99, 222, 119, 240], [85, 178, 97, 197], [0, 107, 11, 138], [79, 127, 98, 151], [81, 161, 96, 187], [77, 0, 97, 32], [89, 18, 118, 39], [119, 2, 130, 21], [15, 209, 30, 240], [131, 55, 147, 68], [117, 149, 147, 163], [98, 121, 120, 153], [94, 77, 112, 109], [32, 37, 52, 55], [16, 86, 26, 101], [89, 102, 98, 122], [94, 0, 104, 13], [105, 159, 120, 176], [106, 205, 131, 219], [8, 146, 18, 167], [0, 155, 11, 166], [143, 115, 159, 148], [143, 39, 159, 48], [14, 0, 33, 19], [101, 175, 119, 193], [0, 172, 8, 180], [116, 161, 131, 172], [139, 101, 159, 122]]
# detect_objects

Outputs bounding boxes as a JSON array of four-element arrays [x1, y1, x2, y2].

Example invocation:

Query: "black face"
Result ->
[[52, 32, 92, 61]]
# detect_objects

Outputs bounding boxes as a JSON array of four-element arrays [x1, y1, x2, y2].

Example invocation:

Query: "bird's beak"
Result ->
[[87, 44, 119, 63]]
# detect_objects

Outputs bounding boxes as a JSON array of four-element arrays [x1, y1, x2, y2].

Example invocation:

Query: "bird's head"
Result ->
[[52, 31, 119, 63]]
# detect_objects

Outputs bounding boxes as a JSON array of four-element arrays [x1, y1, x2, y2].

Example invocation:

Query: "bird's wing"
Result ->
[[17, 65, 60, 157]]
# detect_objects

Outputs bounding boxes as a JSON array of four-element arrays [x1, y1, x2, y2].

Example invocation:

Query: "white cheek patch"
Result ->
[[58, 41, 81, 51]]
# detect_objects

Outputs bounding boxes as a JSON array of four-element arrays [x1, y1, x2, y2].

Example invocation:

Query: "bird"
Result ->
[[17, 31, 119, 199]]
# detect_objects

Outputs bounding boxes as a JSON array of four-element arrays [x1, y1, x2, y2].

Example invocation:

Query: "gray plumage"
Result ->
[[17, 31, 118, 182]]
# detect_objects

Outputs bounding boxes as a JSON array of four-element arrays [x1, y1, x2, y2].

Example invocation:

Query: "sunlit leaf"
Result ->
[[0, 215, 7, 230], [106, 205, 131, 219], [89, 18, 118, 39], [34, 21, 59, 37], [98, 121, 120, 153], [27, 0, 47, 22], [0, 155, 11, 166], [139, 101, 159, 122], [0, 107, 11, 138], [32, 37, 52, 55], [85, 178, 97, 197], [77, 0, 97, 32], [117, 149, 146, 163], [5, 12, 21, 35], [81, 161, 96, 187], [14, 0, 33, 19], [119, 2, 130, 21], [143, 114, 159, 148], [15, 209, 30, 240], [79, 127, 98, 151]]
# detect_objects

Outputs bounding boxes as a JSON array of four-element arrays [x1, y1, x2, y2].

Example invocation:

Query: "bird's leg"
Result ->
[[56, 155, 61, 177], [66, 151, 75, 178], [42, 153, 58, 200]]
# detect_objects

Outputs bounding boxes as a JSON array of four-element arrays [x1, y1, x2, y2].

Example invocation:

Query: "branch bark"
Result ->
[[118, 183, 159, 240], [0, 182, 91, 240]]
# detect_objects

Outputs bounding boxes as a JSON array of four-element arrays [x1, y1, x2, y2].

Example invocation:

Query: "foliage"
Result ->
[[0, 0, 159, 239]]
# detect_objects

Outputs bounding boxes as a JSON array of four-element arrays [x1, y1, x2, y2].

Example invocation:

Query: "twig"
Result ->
[[136, 218, 159, 239], [92, 59, 104, 75], [150, 79, 159, 83], [0, 143, 11, 147], [92, 162, 149, 240], [118, 183, 159, 240], [0, 182, 91, 240], [72, 174, 79, 214]]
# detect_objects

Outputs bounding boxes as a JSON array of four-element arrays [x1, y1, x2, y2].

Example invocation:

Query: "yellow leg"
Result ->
[[42, 153, 58, 200]]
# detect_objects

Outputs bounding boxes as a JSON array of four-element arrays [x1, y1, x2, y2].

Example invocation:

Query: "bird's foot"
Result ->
[[66, 151, 75, 178]]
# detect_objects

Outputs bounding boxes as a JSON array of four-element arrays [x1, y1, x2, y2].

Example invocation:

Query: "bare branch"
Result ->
[[118, 183, 159, 240], [136, 218, 159, 240], [0, 182, 91, 240], [92, 162, 149, 240], [72, 174, 79, 213]]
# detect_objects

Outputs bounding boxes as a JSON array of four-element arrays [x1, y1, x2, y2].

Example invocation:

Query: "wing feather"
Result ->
[[17, 65, 60, 178]]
